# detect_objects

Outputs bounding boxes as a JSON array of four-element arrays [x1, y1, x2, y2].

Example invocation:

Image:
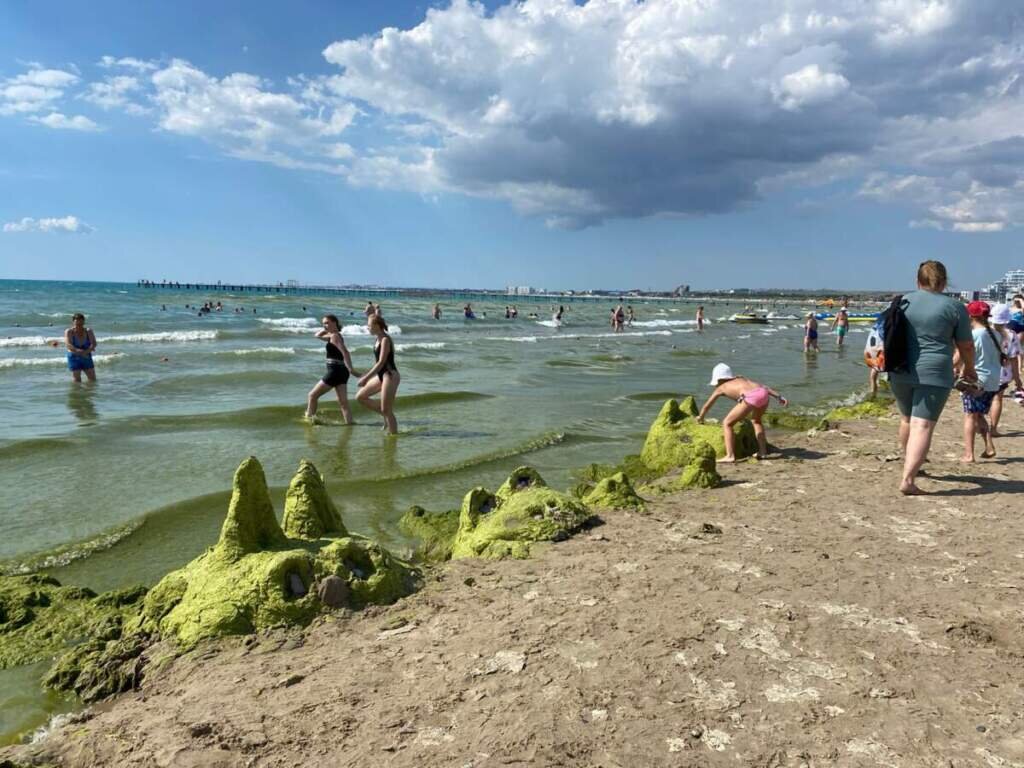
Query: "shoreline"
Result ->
[[5, 395, 1024, 766]]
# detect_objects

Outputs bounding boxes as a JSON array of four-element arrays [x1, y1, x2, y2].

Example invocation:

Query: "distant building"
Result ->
[[984, 269, 1024, 301], [673, 284, 690, 296], [507, 285, 535, 295]]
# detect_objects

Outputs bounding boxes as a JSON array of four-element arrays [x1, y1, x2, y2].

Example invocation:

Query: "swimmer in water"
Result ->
[[697, 363, 788, 461], [65, 312, 97, 383], [306, 314, 358, 424], [432, 303, 442, 320], [696, 305, 705, 332], [357, 314, 400, 434]]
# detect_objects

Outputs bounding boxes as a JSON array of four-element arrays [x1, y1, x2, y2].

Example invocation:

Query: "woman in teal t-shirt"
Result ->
[[890, 261, 975, 495]]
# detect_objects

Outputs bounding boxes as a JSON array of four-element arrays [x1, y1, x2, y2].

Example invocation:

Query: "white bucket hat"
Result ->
[[709, 362, 735, 385], [991, 303, 1012, 325]]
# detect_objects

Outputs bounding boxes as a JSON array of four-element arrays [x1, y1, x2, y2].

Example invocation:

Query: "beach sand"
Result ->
[[5, 400, 1024, 767]]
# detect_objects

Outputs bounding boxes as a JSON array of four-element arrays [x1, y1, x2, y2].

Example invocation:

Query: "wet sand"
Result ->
[[5, 399, 1024, 767]]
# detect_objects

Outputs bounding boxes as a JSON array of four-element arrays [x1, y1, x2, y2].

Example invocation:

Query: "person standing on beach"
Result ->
[[696, 306, 705, 332], [65, 313, 97, 382], [957, 302, 1002, 462], [357, 314, 401, 435], [696, 363, 788, 461], [889, 261, 975, 495], [804, 313, 819, 352], [831, 304, 849, 348], [306, 315, 358, 424], [989, 304, 1021, 436]]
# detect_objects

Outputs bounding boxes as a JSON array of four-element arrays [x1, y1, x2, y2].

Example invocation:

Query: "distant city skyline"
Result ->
[[1, 1, 1022, 290]]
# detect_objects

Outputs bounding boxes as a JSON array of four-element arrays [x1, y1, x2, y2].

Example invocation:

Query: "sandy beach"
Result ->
[[4, 397, 1024, 768]]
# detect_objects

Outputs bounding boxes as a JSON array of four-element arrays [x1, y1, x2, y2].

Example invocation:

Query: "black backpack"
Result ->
[[881, 294, 910, 373]]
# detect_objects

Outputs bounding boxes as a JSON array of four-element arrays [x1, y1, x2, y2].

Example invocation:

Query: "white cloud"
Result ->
[[2, 0, 1023, 232], [29, 112, 101, 131], [81, 75, 142, 110], [3, 215, 94, 234], [98, 56, 156, 71], [0, 67, 78, 115]]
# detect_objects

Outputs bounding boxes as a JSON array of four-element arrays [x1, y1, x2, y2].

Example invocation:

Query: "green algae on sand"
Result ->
[[399, 506, 459, 562], [822, 398, 892, 426], [0, 575, 145, 670], [142, 457, 420, 648], [640, 397, 756, 473], [583, 472, 645, 510], [676, 442, 721, 489], [448, 467, 593, 560]]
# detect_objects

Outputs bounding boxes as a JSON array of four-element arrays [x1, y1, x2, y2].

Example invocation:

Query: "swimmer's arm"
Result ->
[[85, 329, 97, 353], [338, 336, 358, 376], [64, 329, 76, 354], [696, 389, 722, 423]]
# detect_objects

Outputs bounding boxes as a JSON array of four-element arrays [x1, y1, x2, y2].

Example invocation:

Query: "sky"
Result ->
[[0, 0, 1022, 292]]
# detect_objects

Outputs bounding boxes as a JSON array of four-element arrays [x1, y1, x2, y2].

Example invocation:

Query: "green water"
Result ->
[[0, 280, 874, 742]]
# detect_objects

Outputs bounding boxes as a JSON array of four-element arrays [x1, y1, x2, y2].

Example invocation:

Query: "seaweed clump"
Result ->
[[583, 472, 645, 510], [416, 467, 594, 560], [399, 506, 460, 562], [676, 442, 721, 489], [140, 457, 420, 648], [640, 396, 757, 473]]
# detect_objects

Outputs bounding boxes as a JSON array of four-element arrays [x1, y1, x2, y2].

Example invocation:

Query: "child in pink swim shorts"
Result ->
[[696, 363, 788, 461]]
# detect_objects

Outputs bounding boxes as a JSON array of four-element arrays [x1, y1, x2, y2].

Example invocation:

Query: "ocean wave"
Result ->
[[216, 346, 298, 357], [488, 336, 538, 343], [0, 519, 143, 576], [100, 330, 219, 344], [0, 335, 54, 348], [395, 342, 446, 352], [0, 353, 124, 369], [342, 323, 403, 336], [535, 319, 561, 328], [258, 317, 319, 328], [630, 319, 697, 327]]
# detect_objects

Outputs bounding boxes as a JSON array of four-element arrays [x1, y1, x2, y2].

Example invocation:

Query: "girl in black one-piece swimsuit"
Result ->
[[306, 314, 357, 424], [356, 314, 401, 434]]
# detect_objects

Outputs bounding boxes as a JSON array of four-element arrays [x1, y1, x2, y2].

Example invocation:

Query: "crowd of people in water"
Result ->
[[59, 260, 1024, 490]]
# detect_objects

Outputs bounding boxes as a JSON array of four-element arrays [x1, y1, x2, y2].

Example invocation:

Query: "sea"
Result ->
[[0, 279, 874, 741]]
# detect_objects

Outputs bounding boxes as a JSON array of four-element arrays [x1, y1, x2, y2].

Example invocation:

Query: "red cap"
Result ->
[[967, 300, 991, 318]]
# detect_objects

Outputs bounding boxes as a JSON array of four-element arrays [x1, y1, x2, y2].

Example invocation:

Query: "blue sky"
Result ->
[[1, 0, 1022, 291]]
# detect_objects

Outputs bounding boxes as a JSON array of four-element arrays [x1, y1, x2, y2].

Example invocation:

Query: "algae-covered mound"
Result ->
[[821, 398, 892, 427], [640, 397, 757, 473], [450, 467, 592, 559], [399, 506, 459, 562], [142, 457, 420, 648], [677, 442, 721, 489], [584, 472, 645, 510], [0, 574, 146, 670]]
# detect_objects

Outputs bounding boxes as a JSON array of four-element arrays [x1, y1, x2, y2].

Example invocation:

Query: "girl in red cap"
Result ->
[[957, 301, 1004, 462]]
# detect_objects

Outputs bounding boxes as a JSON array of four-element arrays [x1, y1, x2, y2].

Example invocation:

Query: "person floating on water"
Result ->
[[804, 312, 819, 352], [306, 314, 358, 424], [696, 305, 705, 332], [65, 312, 97, 383], [357, 314, 401, 435], [831, 304, 849, 348], [697, 362, 788, 462]]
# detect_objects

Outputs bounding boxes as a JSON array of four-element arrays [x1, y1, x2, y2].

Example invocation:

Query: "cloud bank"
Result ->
[[2, 0, 1023, 231], [3, 216, 94, 234]]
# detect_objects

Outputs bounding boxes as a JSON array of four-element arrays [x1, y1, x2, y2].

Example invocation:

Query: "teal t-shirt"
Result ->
[[973, 327, 1002, 392], [892, 290, 971, 388]]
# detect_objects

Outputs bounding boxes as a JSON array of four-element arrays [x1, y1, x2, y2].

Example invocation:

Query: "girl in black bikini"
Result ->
[[356, 314, 400, 434], [306, 314, 358, 424]]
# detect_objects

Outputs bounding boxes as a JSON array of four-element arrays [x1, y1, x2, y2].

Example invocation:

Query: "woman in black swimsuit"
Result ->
[[356, 313, 401, 434], [306, 314, 358, 424]]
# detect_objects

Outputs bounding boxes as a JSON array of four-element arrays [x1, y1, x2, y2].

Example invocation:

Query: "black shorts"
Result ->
[[322, 363, 349, 388]]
